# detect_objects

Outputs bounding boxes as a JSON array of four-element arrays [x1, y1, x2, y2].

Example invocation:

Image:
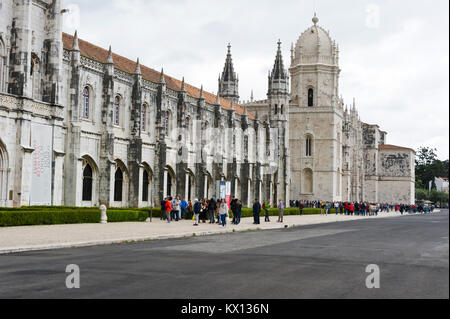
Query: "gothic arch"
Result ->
[[186, 168, 195, 201], [165, 165, 176, 198], [113, 95, 122, 126], [0, 138, 9, 206], [141, 162, 153, 203], [81, 85, 94, 120], [81, 155, 99, 205], [114, 159, 129, 205]]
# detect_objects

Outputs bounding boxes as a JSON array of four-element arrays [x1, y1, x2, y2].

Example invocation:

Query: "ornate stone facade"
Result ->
[[245, 14, 415, 204], [0, 3, 414, 208]]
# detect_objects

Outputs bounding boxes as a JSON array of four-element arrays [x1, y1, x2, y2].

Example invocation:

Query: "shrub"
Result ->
[[0, 210, 100, 227]]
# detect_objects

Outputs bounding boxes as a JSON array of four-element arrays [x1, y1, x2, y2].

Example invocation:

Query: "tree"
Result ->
[[415, 147, 449, 189]]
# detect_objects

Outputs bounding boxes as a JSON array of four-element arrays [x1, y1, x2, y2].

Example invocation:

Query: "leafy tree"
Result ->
[[415, 147, 449, 189]]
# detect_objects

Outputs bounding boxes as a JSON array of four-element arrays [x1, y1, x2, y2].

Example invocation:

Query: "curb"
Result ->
[[0, 211, 439, 255]]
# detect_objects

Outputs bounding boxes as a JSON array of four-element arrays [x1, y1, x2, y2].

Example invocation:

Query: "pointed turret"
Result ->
[[180, 77, 186, 92], [219, 43, 239, 103], [134, 58, 141, 75], [199, 85, 204, 100], [106, 46, 114, 64], [160, 68, 166, 84], [72, 30, 79, 51], [268, 40, 289, 98]]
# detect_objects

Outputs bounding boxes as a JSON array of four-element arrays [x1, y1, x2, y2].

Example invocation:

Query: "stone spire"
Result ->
[[268, 40, 289, 96], [72, 30, 79, 51], [215, 83, 221, 105], [106, 46, 114, 64], [159, 68, 166, 84], [271, 40, 287, 80], [219, 43, 239, 103], [250, 90, 254, 102], [180, 77, 186, 92], [199, 85, 204, 100], [134, 58, 141, 75]]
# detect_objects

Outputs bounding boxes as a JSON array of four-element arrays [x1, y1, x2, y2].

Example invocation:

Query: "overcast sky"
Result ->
[[62, 0, 449, 160]]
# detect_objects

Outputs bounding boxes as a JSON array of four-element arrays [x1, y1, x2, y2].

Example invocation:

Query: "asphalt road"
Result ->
[[0, 210, 448, 299]]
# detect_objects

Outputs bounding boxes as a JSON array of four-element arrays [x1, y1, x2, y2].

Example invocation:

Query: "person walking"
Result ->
[[278, 199, 285, 223], [252, 199, 261, 225], [165, 197, 173, 223], [299, 200, 304, 216], [219, 199, 229, 228], [263, 201, 270, 222], [193, 199, 201, 226]]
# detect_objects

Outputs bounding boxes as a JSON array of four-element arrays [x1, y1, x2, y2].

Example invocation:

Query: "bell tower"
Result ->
[[289, 14, 344, 202]]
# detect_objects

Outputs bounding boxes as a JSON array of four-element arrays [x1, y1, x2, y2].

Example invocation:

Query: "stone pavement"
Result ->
[[0, 211, 435, 254]]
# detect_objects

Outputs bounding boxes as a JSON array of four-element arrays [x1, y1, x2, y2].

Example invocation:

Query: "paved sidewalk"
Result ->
[[0, 211, 434, 254]]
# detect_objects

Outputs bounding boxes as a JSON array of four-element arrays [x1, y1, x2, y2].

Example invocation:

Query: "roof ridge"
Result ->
[[61, 32, 254, 119]]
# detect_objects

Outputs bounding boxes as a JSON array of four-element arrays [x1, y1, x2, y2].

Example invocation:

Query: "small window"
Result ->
[[114, 167, 123, 201], [114, 96, 120, 126], [281, 105, 284, 115], [306, 136, 312, 157], [274, 104, 278, 115], [82, 87, 90, 119], [308, 88, 314, 107], [82, 164, 93, 201]]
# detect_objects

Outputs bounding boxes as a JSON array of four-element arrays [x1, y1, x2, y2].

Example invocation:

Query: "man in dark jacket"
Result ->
[[253, 199, 262, 225], [208, 198, 216, 224]]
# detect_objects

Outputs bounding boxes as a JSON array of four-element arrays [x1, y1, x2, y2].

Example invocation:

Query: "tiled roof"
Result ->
[[379, 144, 415, 152], [62, 32, 253, 119]]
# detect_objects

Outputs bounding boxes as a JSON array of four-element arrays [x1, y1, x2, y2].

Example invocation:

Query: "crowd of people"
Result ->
[[160, 196, 245, 227], [289, 200, 436, 216], [159, 196, 436, 228]]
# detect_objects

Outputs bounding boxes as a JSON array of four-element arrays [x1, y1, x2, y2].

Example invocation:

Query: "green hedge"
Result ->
[[0, 208, 163, 227], [0, 206, 324, 227], [0, 210, 100, 227]]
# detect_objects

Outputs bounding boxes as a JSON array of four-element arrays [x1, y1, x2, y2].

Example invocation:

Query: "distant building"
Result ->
[[435, 177, 449, 193]]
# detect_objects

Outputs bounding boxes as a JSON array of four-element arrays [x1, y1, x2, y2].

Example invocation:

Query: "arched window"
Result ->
[[82, 164, 93, 201], [308, 88, 314, 107], [274, 104, 278, 115], [142, 170, 149, 202], [141, 104, 147, 132], [114, 96, 120, 126], [0, 139, 8, 205], [114, 167, 123, 202], [280, 105, 284, 115], [82, 87, 90, 119], [306, 135, 313, 157]]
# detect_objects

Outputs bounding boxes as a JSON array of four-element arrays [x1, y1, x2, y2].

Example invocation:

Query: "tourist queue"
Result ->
[[159, 196, 435, 228]]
